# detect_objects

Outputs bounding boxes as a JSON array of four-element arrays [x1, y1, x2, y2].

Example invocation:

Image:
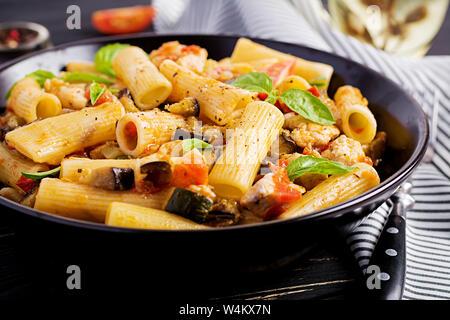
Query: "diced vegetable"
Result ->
[[140, 161, 172, 188], [205, 198, 240, 227], [91, 167, 134, 191], [164, 97, 200, 117], [165, 187, 213, 223]]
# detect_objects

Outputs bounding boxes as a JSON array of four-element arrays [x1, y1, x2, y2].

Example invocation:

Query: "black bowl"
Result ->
[[0, 34, 428, 298]]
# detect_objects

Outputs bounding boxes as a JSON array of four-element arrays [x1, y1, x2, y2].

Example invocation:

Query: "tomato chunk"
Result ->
[[125, 122, 138, 137], [17, 175, 35, 193], [171, 151, 209, 188], [263, 59, 296, 86], [92, 6, 155, 35], [269, 163, 302, 204], [307, 86, 320, 97]]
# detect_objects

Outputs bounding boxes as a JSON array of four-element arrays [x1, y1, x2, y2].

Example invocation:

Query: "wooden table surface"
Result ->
[[0, 0, 448, 301]]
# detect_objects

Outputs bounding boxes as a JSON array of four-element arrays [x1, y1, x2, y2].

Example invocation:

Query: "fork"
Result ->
[[367, 87, 439, 299]]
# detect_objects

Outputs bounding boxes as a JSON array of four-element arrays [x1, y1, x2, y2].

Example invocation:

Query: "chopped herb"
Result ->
[[182, 138, 213, 152], [63, 72, 113, 85], [89, 82, 107, 105], [286, 156, 355, 181], [21, 166, 61, 181]]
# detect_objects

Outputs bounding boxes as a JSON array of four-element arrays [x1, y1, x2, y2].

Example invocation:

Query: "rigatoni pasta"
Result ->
[[0, 143, 48, 192], [209, 101, 284, 199], [116, 109, 186, 157], [5, 101, 124, 165], [0, 38, 387, 229], [230, 38, 334, 87], [159, 59, 256, 125], [106, 202, 208, 230], [7, 77, 62, 123], [278, 163, 380, 219], [112, 46, 172, 110], [34, 178, 174, 222]]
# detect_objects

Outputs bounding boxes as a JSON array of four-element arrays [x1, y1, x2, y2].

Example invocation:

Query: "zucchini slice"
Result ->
[[165, 188, 213, 223]]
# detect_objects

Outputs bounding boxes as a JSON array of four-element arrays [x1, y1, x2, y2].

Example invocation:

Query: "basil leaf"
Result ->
[[182, 138, 213, 152], [5, 70, 56, 100], [286, 155, 355, 181], [21, 166, 61, 181], [94, 43, 130, 78], [63, 72, 113, 85], [309, 76, 327, 88], [27, 70, 57, 87], [89, 82, 107, 105], [231, 72, 273, 94], [279, 88, 335, 125]]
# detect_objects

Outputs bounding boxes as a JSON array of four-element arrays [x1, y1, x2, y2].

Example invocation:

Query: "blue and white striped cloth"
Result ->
[[154, 0, 450, 300]]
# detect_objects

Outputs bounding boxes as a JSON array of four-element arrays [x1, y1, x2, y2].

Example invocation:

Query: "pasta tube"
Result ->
[[60, 158, 137, 185], [209, 101, 284, 199], [34, 178, 174, 222], [278, 163, 380, 219], [159, 60, 256, 125], [276, 75, 311, 93], [66, 61, 98, 73], [230, 38, 334, 87], [116, 109, 186, 157], [7, 77, 62, 123], [112, 46, 172, 110], [5, 102, 124, 165], [105, 202, 208, 230], [0, 143, 48, 192], [334, 86, 377, 144]]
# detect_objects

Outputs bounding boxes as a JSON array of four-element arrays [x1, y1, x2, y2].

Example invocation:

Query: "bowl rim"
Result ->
[[0, 32, 430, 233]]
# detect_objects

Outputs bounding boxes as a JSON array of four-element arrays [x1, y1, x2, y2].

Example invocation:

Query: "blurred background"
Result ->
[[0, 0, 448, 65]]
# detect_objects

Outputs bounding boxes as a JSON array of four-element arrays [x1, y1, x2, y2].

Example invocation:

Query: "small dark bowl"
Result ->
[[0, 34, 428, 298], [0, 21, 50, 53]]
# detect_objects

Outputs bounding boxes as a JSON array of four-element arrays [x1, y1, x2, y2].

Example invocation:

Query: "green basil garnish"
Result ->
[[286, 155, 355, 181], [232, 72, 335, 125], [89, 82, 107, 105], [182, 138, 213, 152], [21, 166, 61, 181], [5, 70, 56, 100], [63, 72, 113, 85], [94, 43, 130, 78], [279, 89, 335, 125]]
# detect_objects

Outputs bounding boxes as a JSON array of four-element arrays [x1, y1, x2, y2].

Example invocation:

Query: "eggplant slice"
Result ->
[[140, 161, 172, 188], [91, 167, 135, 191]]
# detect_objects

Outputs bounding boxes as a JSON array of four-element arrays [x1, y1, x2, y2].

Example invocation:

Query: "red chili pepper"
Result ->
[[307, 86, 320, 97], [16, 175, 35, 193]]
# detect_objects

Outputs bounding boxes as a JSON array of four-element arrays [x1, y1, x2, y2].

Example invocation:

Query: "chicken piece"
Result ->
[[318, 91, 341, 125], [240, 172, 305, 218], [150, 41, 207, 73], [44, 78, 88, 110], [284, 112, 340, 149], [321, 135, 368, 166], [362, 131, 387, 166]]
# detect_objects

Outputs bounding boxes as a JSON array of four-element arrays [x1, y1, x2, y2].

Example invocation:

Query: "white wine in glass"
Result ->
[[327, 0, 449, 57]]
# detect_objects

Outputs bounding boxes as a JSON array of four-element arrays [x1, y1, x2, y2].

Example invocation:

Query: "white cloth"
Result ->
[[154, 0, 450, 300]]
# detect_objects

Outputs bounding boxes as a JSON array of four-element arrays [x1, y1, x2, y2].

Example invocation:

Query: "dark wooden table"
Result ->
[[0, 0, 449, 301]]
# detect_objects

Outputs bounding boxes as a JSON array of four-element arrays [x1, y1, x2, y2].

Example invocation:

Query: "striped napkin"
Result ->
[[153, 0, 450, 300]]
